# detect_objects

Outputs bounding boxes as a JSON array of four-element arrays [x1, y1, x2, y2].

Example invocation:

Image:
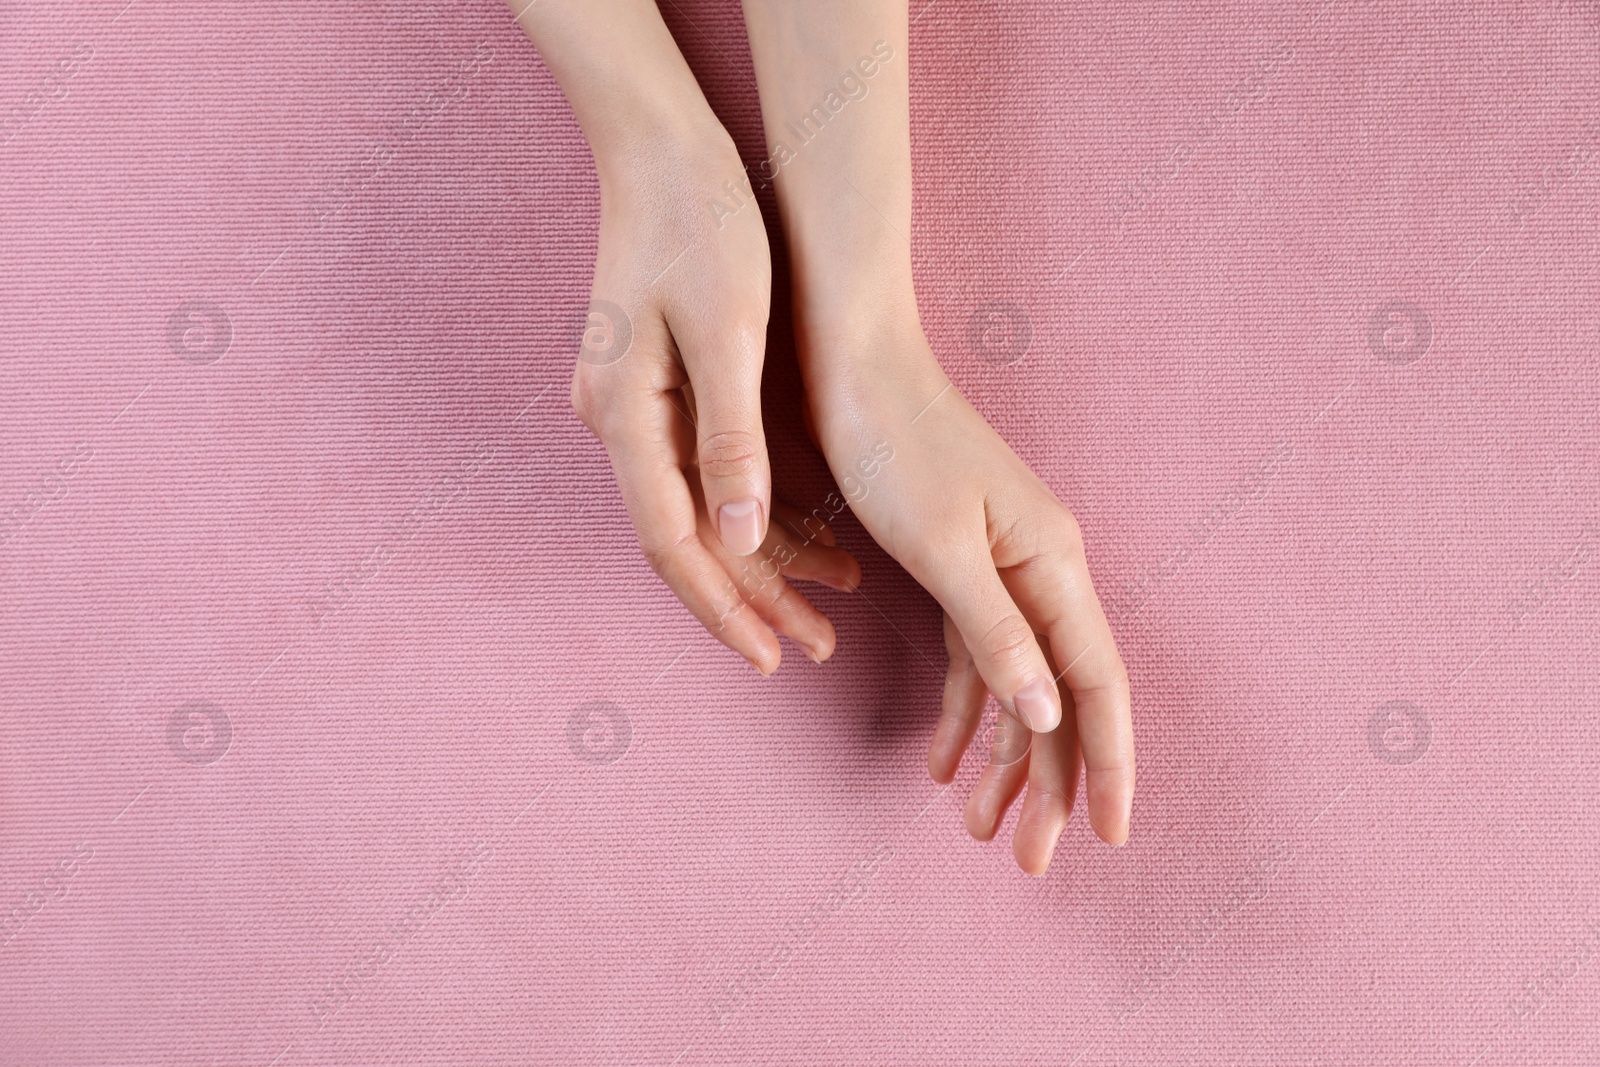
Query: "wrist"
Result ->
[[794, 283, 943, 399], [768, 143, 922, 378], [514, 0, 735, 189], [786, 203, 925, 381], [587, 97, 734, 189]]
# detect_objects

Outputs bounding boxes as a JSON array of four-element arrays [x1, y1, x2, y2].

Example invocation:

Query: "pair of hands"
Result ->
[[571, 120, 1132, 873]]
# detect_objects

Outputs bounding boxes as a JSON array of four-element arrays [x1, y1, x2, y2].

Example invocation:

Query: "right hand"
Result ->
[[569, 123, 860, 673], [798, 310, 1134, 871]]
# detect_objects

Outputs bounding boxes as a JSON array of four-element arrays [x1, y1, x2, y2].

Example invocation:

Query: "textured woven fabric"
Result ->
[[2, 1, 1598, 1063]]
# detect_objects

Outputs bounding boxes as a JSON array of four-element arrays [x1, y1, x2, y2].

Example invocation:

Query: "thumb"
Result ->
[[676, 317, 771, 558]]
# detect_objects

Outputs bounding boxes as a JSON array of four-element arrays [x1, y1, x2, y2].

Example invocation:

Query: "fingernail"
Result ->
[[718, 500, 764, 557], [816, 575, 856, 592], [1013, 678, 1061, 733]]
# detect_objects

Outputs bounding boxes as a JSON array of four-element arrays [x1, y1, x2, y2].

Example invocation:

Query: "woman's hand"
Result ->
[[737, 0, 1133, 872], [571, 126, 861, 673], [509, 0, 859, 672], [801, 312, 1134, 871]]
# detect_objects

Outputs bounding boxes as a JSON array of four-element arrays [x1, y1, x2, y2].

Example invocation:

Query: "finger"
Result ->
[[670, 309, 771, 558], [996, 501, 1134, 846], [726, 559, 838, 663], [930, 612, 988, 784], [915, 538, 1064, 734], [594, 381, 782, 674], [772, 497, 837, 548], [766, 498, 856, 587], [774, 547, 859, 591], [964, 709, 1031, 841], [687, 482, 847, 663], [1014, 687, 1082, 875]]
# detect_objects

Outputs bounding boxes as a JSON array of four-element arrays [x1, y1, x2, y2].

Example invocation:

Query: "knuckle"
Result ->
[[987, 513, 1029, 558], [1087, 654, 1132, 701], [569, 371, 602, 434], [639, 545, 671, 579], [908, 521, 971, 573], [638, 533, 691, 579], [1052, 504, 1086, 558], [702, 586, 750, 635], [726, 319, 769, 361], [638, 536, 745, 633], [1024, 787, 1072, 813], [744, 579, 785, 614], [1107, 659, 1132, 697], [697, 429, 762, 481], [974, 613, 1040, 672]]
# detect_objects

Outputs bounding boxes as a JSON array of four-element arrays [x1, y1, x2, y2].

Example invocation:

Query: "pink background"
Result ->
[[3, 1, 1599, 1063]]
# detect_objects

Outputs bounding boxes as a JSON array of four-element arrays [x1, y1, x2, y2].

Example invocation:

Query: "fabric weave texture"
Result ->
[[1, 1, 1598, 1063]]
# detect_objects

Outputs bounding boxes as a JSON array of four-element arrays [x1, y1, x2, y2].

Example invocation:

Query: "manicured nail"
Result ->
[[1013, 678, 1061, 733], [718, 500, 764, 557]]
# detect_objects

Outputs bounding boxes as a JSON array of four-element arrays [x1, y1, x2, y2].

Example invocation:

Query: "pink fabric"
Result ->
[[3, 1, 1598, 1063]]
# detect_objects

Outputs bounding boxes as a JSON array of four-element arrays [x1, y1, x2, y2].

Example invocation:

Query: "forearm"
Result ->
[[739, 0, 918, 331], [509, 0, 731, 187]]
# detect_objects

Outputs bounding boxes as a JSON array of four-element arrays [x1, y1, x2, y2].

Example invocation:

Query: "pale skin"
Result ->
[[509, 0, 1134, 873]]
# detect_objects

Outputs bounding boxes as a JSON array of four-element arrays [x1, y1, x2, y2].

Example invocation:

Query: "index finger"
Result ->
[[586, 374, 783, 674], [996, 505, 1134, 846]]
